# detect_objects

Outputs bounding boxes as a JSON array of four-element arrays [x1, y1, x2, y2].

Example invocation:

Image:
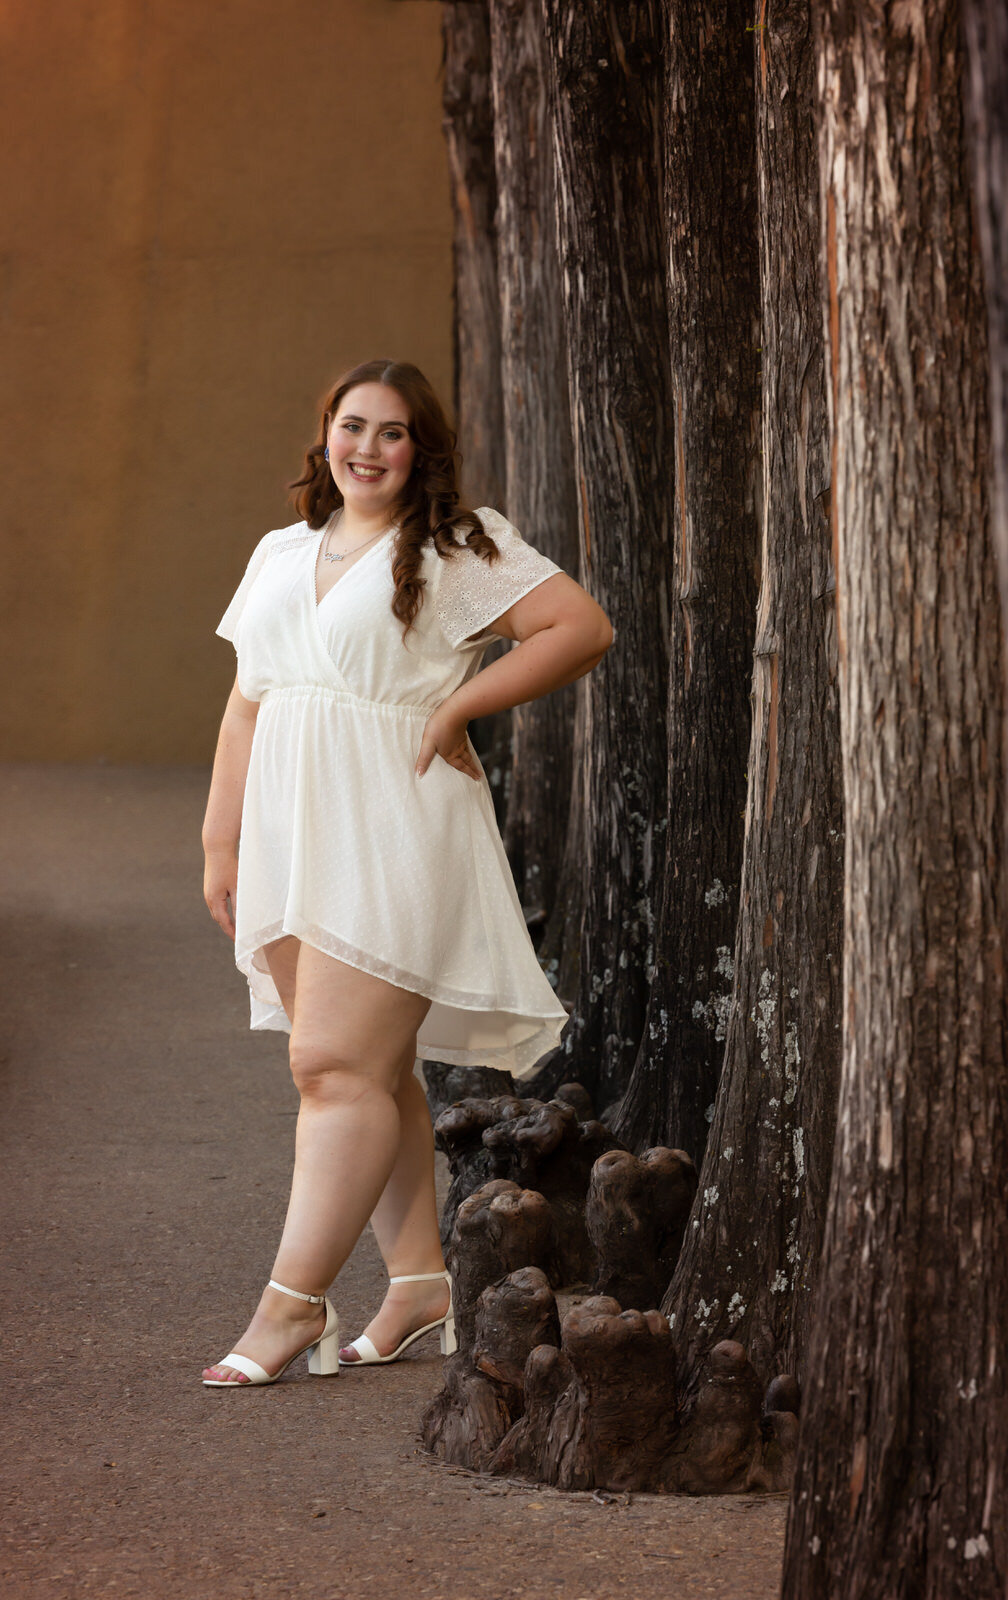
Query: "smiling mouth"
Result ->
[[348, 463, 386, 480]]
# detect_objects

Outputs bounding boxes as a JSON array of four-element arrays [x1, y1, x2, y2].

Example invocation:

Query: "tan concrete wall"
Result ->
[[0, 0, 453, 762]]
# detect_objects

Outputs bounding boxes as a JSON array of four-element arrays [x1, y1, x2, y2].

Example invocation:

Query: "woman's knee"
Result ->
[[287, 1034, 388, 1101]]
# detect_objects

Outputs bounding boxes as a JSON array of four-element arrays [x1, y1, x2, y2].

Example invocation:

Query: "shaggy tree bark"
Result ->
[[783, 7, 1008, 1597], [539, 0, 676, 1110], [488, 0, 581, 929], [439, 1, 514, 833], [663, 0, 842, 1392], [962, 0, 1008, 827], [441, 1, 505, 511], [612, 0, 761, 1165]]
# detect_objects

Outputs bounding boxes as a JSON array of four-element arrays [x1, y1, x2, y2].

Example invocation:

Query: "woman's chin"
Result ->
[[339, 482, 400, 517]]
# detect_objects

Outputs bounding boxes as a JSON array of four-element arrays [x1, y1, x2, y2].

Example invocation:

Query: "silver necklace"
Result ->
[[322, 512, 388, 564]]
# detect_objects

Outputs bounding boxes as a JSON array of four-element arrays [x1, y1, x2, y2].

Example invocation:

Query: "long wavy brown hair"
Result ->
[[289, 359, 499, 634]]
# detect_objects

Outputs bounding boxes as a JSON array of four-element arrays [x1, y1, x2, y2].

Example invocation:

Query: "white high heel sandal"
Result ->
[[338, 1270, 457, 1366], [202, 1279, 340, 1387]]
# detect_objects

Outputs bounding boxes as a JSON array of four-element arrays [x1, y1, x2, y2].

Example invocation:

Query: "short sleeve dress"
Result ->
[[216, 506, 568, 1079]]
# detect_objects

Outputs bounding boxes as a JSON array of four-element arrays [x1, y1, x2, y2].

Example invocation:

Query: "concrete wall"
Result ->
[[0, 0, 453, 762]]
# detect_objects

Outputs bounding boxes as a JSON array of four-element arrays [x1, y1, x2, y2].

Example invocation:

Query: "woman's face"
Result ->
[[327, 383, 416, 518]]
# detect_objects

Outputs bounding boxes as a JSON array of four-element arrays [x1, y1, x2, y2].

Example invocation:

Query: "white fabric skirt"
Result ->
[[234, 685, 567, 1078]]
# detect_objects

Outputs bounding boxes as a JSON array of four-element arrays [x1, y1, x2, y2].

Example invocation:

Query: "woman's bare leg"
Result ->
[[202, 942, 430, 1384], [339, 1065, 450, 1360]]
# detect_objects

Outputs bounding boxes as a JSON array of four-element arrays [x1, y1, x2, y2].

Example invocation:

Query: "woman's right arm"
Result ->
[[202, 677, 260, 941]]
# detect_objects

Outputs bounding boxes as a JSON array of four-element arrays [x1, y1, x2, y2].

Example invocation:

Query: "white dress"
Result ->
[[216, 506, 568, 1078]]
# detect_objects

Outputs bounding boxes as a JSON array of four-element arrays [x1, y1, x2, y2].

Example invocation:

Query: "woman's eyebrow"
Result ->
[[339, 413, 409, 428]]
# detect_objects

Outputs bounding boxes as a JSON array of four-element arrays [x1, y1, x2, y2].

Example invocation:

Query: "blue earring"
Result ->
[[324, 445, 330, 461]]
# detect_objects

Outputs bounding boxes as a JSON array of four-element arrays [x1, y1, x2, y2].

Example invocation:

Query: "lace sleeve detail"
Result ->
[[435, 508, 564, 650], [215, 531, 275, 643]]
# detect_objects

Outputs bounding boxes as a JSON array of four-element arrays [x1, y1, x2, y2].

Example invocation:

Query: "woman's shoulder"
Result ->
[[418, 509, 512, 582], [261, 519, 316, 554], [430, 507, 519, 556], [218, 520, 314, 642], [426, 508, 564, 649], [226, 520, 316, 591], [473, 506, 518, 542]]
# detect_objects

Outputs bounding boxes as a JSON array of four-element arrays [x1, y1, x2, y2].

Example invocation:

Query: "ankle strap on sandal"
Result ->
[[389, 1270, 450, 1284], [268, 1278, 326, 1304]]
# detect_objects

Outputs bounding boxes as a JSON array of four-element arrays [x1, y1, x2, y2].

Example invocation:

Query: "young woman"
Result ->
[[201, 359, 611, 1386]]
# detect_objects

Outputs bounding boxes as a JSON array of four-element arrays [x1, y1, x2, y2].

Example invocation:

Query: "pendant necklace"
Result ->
[[322, 511, 388, 564]]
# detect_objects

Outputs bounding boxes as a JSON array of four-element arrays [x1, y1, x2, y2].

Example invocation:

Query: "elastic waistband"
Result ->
[[260, 685, 430, 720]]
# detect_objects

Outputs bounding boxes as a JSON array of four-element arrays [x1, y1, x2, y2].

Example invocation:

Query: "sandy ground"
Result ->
[[0, 763, 786, 1599]]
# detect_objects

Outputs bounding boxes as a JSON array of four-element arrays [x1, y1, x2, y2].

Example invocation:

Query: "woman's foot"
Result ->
[[338, 1273, 451, 1363], [202, 1283, 328, 1385]]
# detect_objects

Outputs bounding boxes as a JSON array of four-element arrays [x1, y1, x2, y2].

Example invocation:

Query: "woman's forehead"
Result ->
[[335, 382, 410, 424]]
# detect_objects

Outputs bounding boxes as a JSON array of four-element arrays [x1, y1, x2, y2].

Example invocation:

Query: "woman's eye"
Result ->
[[341, 421, 361, 433]]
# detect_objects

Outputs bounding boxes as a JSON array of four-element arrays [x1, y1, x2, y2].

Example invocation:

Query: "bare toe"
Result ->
[[203, 1362, 247, 1384]]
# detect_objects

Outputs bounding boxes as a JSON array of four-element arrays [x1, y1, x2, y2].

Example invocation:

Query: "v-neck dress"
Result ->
[[216, 506, 568, 1078]]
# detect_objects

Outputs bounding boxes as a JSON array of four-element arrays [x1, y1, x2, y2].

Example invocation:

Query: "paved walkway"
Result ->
[[0, 764, 785, 1599]]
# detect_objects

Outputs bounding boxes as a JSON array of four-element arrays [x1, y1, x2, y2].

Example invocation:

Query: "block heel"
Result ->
[[339, 1269, 455, 1367], [203, 1279, 339, 1387]]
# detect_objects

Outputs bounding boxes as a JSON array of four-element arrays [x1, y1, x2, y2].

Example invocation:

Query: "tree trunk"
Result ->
[[612, 0, 761, 1164], [440, 1, 509, 825], [539, 0, 676, 1111], [662, 0, 842, 1393], [782, 7, 1008, 1596], [532, 686, 588, 1012], [441, 1, 505, 511], [488, 0, 581, 930], [962, 0, 1008, 840]]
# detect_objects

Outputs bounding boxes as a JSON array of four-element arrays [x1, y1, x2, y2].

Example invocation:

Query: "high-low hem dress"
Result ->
[[216, 507, 569, 1080]]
